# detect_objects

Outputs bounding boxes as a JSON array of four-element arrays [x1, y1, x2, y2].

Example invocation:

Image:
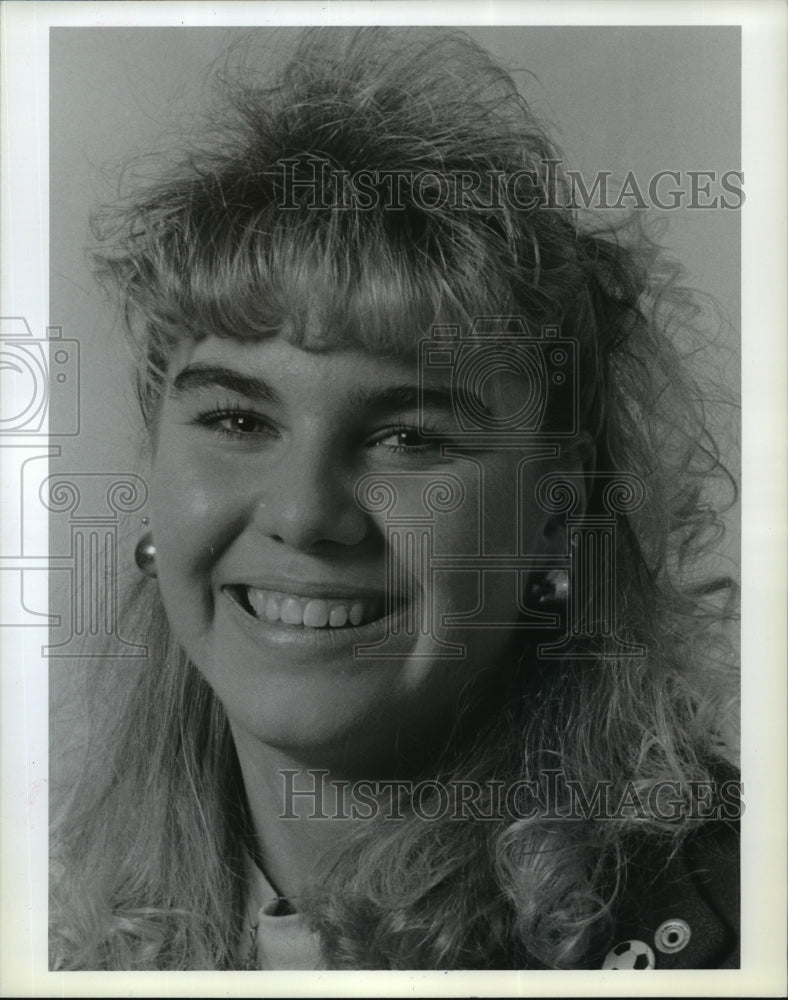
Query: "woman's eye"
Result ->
[[370, 426, 440, 454], [194, 408, 275, 440], [219, 413, 267, 434]]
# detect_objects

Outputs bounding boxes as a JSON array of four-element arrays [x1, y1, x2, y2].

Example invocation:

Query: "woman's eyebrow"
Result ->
[[169, 366, 491, 417], [169, 364, 279, 403], [348, 383, 491, 418]]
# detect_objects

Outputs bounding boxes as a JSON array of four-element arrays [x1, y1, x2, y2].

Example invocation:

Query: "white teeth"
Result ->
[[280, 596, 304, 625], [328, 606, 348, 628], [303, 599, 329, 628], [248, 588, 267, 618], [241, 587, 381, 629]]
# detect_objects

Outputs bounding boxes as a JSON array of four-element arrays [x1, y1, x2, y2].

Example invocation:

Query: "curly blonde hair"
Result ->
[[51, 27, 738, 970]]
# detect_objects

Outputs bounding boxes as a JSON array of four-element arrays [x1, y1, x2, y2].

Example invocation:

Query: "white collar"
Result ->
[[238, 851, 325, 970]]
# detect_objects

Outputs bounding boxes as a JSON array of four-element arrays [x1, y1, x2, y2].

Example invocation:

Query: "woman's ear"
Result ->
[[568, 430, 597, 477], [539, 432, 597, 554], [570, 430, 597, 513]]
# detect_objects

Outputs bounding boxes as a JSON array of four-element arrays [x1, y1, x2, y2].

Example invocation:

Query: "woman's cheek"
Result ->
[[150, 437, 251, 609]]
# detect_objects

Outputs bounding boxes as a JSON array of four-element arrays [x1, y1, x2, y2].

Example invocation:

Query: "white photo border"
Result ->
[[1, 1, 785, 996]]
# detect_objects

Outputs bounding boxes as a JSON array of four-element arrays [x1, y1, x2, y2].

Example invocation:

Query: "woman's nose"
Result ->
[[251, 445, 369, 551]]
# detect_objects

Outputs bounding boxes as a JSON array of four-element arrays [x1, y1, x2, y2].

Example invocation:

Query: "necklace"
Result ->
[[240, 920, 262, 971]]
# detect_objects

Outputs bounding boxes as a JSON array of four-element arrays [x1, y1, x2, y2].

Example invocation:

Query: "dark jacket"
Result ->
[[592, 817, 740, 969]]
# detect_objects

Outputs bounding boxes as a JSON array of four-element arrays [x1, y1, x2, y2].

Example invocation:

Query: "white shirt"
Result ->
[[238, 854, 325, 970]]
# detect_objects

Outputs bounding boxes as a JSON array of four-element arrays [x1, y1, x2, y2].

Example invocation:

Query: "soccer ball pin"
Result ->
[[602, 939, 656, 970]]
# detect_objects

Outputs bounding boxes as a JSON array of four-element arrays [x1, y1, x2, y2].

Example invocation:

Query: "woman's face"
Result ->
[[150, 331, 563, 769]]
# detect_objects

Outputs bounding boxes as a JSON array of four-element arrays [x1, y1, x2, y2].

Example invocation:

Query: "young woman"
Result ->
[[50, 27, 739, 970]]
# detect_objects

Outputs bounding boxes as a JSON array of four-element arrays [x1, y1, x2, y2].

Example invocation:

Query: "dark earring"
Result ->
[[134, 531, 157, 578], [525, 569, 568, 612]]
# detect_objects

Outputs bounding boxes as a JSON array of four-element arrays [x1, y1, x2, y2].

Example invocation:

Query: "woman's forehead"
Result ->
[[164, 329, 551, 431], [163, 301, 435, 367], [166, 331, 421, 385]]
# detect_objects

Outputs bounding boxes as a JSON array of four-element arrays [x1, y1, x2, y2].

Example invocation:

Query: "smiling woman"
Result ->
[[50, 27, 740, 971], [149, 332, 573, 780]]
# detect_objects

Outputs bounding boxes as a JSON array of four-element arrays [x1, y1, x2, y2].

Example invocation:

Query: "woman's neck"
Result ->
[[230, 726, 380, 905], [227, 665, 514, 905]]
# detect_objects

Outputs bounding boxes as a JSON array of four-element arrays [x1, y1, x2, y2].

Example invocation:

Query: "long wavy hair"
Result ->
[[51, 27, 738, 970]]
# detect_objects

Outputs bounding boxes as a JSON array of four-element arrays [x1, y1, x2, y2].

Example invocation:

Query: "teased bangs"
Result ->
[[92, 26, 578, 417], [91, 26, 649, 438], [101, 187, 522, 359]]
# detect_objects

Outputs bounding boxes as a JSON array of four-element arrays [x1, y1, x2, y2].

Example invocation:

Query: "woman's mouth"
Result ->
[[219, 581, 423, 662], [229, 585, 387, 629]]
